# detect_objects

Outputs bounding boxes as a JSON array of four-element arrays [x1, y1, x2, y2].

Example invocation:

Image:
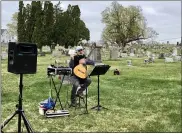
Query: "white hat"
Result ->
[[75, 46, 84, 52]]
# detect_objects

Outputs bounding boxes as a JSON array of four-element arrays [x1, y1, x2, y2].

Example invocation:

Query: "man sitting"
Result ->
[[69, 46, 95, 107]]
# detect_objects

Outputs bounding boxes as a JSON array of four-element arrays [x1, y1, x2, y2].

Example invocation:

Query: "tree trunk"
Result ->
[[120, 42, 127, 53], [64, 43, 68, 49], [118, 42, 122, 48], [50, 45, 55, 53], [50, 46, 53, 53], [39, 47, 42, 52]]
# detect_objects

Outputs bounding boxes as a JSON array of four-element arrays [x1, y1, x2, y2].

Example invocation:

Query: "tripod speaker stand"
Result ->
[[1, 42, 37, 132], [1, 74, 33, 133], [90, 64, 110, 111]]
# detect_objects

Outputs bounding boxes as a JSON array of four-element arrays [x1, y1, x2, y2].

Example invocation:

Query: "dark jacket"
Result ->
[[69, 54, 95, 80]]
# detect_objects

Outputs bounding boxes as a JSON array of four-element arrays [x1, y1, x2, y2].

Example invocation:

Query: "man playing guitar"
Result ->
[[69, 46, 95, 107]]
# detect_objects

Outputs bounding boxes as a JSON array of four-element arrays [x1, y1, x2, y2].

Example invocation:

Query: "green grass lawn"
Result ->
[[1, 55, 181, 132]]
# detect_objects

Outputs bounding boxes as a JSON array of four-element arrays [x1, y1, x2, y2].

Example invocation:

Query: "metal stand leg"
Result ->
[[1, 111, 17, 132], [85, 87, 88, 114], [64, 84, 70, 108], [21, 112, 33, 132], [75, 88, 88, 114], [1, 74, 33, 133], [50, 75, 64, 110], [91, 75, 108, 111]]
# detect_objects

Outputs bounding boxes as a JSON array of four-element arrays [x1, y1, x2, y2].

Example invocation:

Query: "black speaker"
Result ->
[[8, 42, 38, 74]]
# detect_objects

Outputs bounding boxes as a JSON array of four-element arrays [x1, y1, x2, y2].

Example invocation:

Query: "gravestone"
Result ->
[[52, 50, 62, 58], [137, 49, 141, 54], [64, 49, 69, 56], [137, 48, 143, 57], [128, 48, 135, 57], [85, 48, 90, 56], [149, 54, 155, 62], [127, 60, 132, 66], [110, 47, 118, 59], [133, 48, 137, 54], [42, 46, 51, 52], [89, 45, 102, 63], [118, 51, 121, 58], [130, 48, 134, 53], [68, 49, 75, 56], [130, 53, 135, 57], [1, 51, 8, 60], [152, 53, 155, 58], [55, 45, 60, 51], [120, 53, 128, 58], [172, 47, 177, 56], [55, 45, 65, 54], [165, 57, 174, 62], [102, 48, 110, 60], [142, 51, 146, 57], [173, 56, 182, 62], [146, 51, 151, 57], [65, 59, 70, 65]]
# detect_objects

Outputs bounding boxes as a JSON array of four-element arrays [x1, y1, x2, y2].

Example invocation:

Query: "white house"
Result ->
[[1, 29, 17, 44]]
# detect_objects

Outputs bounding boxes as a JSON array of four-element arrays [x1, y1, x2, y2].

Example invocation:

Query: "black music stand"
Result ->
[[89, 65, 110, 111]]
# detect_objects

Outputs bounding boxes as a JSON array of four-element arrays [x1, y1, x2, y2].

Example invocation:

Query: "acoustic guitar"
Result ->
[[73, 43, 96, 79]]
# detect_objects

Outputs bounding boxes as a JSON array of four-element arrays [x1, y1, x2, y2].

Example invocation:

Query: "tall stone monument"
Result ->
[[89, 44, 102, 63], [110, 47, 118, 59]]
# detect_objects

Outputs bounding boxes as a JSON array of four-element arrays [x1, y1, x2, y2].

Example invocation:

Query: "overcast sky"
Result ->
[[1, 1, 181, 43]]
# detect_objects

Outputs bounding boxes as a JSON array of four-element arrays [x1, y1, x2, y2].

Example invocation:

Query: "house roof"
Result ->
[[1, 29, 7, 35]]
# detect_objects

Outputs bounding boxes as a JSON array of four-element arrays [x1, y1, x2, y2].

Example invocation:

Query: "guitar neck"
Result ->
[[86, 44, 96, 59]]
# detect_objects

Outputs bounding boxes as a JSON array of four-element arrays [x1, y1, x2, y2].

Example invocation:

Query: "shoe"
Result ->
[[76, 86, 81, 95], [76, 87, 85, 98], [76, 92, 84, 99]]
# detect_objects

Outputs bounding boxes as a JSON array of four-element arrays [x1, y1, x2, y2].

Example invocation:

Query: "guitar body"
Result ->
[[73, 43, 96, 79], [73, 64, 87, 79]]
